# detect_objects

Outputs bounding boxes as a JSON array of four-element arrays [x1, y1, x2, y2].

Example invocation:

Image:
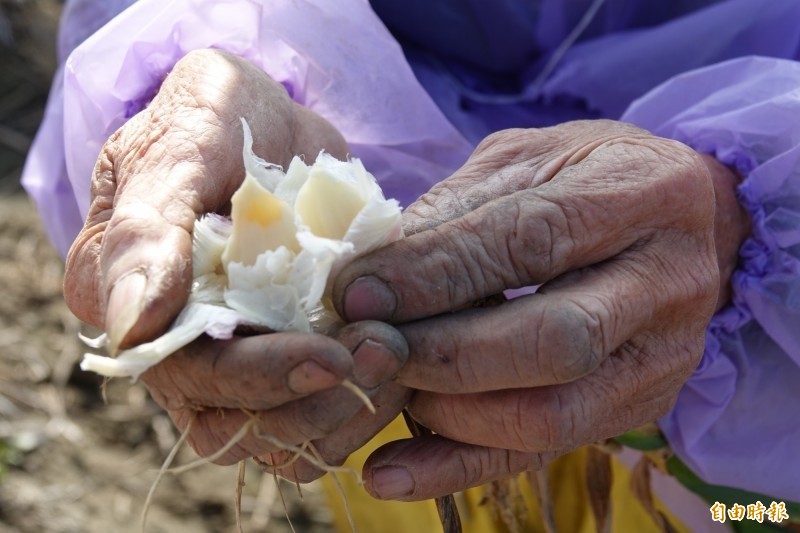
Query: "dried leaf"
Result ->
[[585, 446, 612, 533], [235, 461, 246, 533], [527, 469, 556, 533], [485, 478, 523, 533], [402, 410, 462, 533], [630, 455, 678, 533]]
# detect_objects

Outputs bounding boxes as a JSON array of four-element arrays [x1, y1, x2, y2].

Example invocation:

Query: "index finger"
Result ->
[[333, 137, 710, 323], [140, 331, 353, 412]]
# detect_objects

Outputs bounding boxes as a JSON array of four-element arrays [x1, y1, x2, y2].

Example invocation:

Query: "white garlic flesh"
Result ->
[[81, 119, 403, 380]]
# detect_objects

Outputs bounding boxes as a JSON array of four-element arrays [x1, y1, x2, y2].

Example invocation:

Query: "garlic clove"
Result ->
[[294, 161, 367, 240], [221, 172, 300, 268], [274, 156, 310, 207], [80, 118, 404, 380], [192, 213, 232, 277]]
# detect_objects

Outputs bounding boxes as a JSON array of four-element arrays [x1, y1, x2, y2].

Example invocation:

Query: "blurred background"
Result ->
[[0, 1, 331, 531], [0, 0, 58, 194]]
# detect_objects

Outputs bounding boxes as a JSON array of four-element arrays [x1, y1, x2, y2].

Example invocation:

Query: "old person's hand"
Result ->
[[64, 49, 408, 466], [332, 120, 751, 500]]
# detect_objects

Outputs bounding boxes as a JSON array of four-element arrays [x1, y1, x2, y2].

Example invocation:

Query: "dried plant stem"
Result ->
[[272, 470, 297, 533], [141, 412, 196, 532], [486, 478, 523, 533], [402, 410, 462, 533], [585, 446, 613, 533], [251, 426, 361, 481], [235, 460, 246, 533], [630, 456, 678, 533], [141, 409, 367, 533], [309, 442, 358, 533], [249, 472, 277, 530], [167, 418, 256, 475], [340, 379, 375, 414], [527, 469, 556, 533]]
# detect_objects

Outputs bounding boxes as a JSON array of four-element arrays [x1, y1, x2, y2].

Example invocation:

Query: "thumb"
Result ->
[[63, 50, 351, 353], [63, 49, 299, 353], [64, 146, 198, 354]]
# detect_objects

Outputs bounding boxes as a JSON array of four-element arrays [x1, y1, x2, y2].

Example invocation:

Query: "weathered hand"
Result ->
[[332, 120, 751, 500], [144, 320, 409, 465], [63, 49, 407, 465], [65, 48, 348, 347]]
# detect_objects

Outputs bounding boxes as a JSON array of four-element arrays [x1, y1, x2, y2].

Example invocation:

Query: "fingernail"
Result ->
[[287, 361, 340, 394], [371, 466, 415, 499], [352, 339, 399, 388], [343, 276, 396, 322], [106, 271, 147, 355]]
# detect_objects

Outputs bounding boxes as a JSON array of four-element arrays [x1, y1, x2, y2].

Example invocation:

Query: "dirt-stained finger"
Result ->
[[334, 134, 710, 326], [362, 434, 559, 501], [140, 332, 354, 412], [264, 382, 412, 483]]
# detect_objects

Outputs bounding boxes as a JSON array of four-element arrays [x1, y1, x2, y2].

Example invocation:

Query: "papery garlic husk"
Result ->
[[81, 119, 403, 380]]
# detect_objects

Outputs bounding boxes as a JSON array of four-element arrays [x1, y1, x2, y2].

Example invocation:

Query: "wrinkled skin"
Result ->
[[331, 122, 750, 501], [64, 49, 410, 464], [64, 49, 751, 496]]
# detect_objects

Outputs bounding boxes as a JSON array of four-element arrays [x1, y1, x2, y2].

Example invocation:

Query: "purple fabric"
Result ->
[[384, 0, 800, 143], [21, 0, 140, 253], [623, 57, 800, 501], [21, 0, 800, 503], [22, 0, 472, 257]]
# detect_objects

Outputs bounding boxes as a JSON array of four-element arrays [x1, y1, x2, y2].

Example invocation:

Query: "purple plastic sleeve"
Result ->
[[22, 0, 472, 257], [623, 56, 800, 501]]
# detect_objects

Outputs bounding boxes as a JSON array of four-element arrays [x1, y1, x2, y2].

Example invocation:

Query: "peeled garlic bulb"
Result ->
[[81, 119, 403, 380]]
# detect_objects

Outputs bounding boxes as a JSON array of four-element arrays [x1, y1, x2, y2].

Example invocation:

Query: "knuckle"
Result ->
[[436, 223, 487, 304], [680, 260, 719, 312], [458, 448, 532, 490], [503, 400, 535, 451], [176, 48, 226, 69], [294, 397, 342, 438], [63, 230, 105, 326], [457, 449, 483, 489], [409, 182, 473, 227], [633, 138, 715, 221], [535, 302, 602, 383], [541, 389, 582, 450], [91, 133, 121, 208], [473, 129, 526, 156], [187, 414, 248, 465], [508, 389, 579, 451], [505, 194, 575, 283], [141, 362, 191, 411], [451, 193, 571, 294], [472, 127, 559, 165], [455, 248, 494, 300]]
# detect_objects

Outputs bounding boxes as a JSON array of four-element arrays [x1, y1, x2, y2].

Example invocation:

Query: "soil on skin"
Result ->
[[0, 2, 334, 531]]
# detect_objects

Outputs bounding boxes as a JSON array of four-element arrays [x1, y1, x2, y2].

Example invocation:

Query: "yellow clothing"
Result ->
[[322, 417, 689, 532]]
